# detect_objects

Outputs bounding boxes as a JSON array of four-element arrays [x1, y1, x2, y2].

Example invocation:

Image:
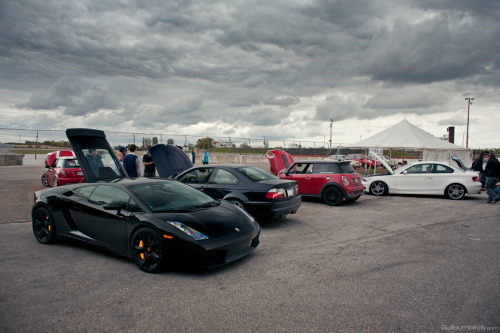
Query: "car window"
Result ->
[[406, 164, 434, 174], [62, 159, 80, 168], [289, 163, 311, 174], [434, 164, 454, 174], [178, 168, 214, 184], [238, 166, 277, 181], [338, 163, 355, 173], [312, 163, 335, 174], [74, 186, 97, 199], [210, 169, 239, 184], [89, 185, 139, 212]]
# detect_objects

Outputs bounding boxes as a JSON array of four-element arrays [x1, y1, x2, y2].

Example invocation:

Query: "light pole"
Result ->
[[465, 97, 474, 148], [329, 119, 333, 154]]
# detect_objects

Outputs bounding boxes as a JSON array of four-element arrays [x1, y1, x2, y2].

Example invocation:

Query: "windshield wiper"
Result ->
[[195, 200, 220, 208]]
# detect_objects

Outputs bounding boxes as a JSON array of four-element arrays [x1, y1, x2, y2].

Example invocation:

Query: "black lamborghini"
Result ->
[[31, 129, 260, 273]]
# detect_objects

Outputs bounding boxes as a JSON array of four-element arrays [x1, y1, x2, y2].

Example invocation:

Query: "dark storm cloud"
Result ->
[[18, 77, 118, 116], [0, 0, 499, 145], [359, 2, 500, 84]]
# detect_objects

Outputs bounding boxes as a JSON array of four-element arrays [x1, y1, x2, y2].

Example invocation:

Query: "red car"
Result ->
[[42, 151, 84, 186], [344, 154, 377, 168], [265, 150, 364, 205]]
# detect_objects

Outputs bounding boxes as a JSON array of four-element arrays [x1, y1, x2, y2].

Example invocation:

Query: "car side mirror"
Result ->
[[45, 165, 50, 169], [103, 202, 123, 215]]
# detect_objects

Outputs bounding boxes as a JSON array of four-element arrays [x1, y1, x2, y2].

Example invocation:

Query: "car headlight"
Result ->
[[168, 221, 209, 240], [362, 177, 368, 182]]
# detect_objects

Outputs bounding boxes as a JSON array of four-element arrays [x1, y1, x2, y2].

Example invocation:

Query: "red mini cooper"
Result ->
[[266, 150, 364, 206]]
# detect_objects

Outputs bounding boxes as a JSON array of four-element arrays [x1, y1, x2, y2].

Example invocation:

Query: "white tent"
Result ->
[[348, 119, 472, 164]]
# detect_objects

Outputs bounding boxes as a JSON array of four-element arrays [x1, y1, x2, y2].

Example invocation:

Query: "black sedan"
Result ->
[[175, 164, 301, 221], [31, 129, 260, 273]]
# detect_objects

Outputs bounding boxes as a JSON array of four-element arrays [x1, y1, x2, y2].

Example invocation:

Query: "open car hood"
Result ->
[[66, 128, 127, 182], [265, 150, 294, 175], [368, 151, 394, 175], [148, 144, 193, 179]]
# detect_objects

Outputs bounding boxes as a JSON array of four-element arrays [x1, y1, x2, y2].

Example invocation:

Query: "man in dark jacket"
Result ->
[[484, 153, 500, 203], [472, 151, 489, 190], [122, 144, 141, 177]]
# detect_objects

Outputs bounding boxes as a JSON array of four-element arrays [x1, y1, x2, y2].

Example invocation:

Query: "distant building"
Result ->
[[215, 141, 233, 148]]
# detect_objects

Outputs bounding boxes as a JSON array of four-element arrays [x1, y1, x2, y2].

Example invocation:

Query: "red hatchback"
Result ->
[[266, 150, 364, 206], [42, 155, 84, 187], [345, 154, 376, 168]]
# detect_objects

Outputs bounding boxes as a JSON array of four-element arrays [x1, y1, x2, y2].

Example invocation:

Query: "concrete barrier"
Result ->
[[0, 149, 24, 166]]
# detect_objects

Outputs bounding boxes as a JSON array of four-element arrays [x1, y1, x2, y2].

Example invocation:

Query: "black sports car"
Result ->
[[175, 165, 301, 221], [31, 129, 260, 273]]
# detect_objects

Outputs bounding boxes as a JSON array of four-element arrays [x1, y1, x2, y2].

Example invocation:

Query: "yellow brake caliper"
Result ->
[[139, 240, 145, 261]]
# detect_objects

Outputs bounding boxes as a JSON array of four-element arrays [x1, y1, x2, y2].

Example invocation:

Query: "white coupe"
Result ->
[[362, 153, 482, 200]]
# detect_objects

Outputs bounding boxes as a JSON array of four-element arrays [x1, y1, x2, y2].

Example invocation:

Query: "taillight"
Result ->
[[342, 176, 349, 186], [60, 170, 67, 177], [266, 188, 284, 199], [472, 176, 479, 182]]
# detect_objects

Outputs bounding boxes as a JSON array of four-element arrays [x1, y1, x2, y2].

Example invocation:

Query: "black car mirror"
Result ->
[[45, 165, 50, 169], [103, 202, 123, 215]]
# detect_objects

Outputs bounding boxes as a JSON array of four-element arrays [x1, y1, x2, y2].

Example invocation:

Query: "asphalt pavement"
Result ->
[[0, 166, 499, 332]]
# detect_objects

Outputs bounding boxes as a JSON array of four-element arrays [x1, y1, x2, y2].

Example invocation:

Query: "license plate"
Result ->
[[77, 171, 83, 176], [286, 188, 294, 196]]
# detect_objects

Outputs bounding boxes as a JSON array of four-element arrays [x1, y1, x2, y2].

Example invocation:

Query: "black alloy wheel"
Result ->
[[445, 184, 465, 200], [131, 227, 167, 273], [32, 207, 57, 244], [370, 181, 388, 196], [323, 187, 343, 206]]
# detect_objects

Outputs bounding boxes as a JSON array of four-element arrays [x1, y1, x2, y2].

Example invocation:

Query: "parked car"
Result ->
[[327, 154, 345, 161], [42, 151, 84, 186], [362, 152, 482, 200], [327, 155, 363, 169], [32, 128, 260, 273], [175, 164, 301, 221], [266, 150, 364, 206], [345, 154, 376, 168]]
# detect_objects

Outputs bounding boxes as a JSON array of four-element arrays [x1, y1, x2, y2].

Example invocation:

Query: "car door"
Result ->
[[281, 163, 313, 194], [394, 163, 434, 193], [203, 168, 240, 199], [68, 185, 139, 253], [309, 163, 336, 195], [177, 167, 216, 193], [430, 164, 455, 193]]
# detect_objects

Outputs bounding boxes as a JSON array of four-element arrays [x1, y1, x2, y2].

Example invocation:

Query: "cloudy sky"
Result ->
[[1, 0, 499, 148]]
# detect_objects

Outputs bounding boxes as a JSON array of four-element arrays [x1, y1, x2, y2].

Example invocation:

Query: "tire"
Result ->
[[131, 227, 167, 273], [41, 174, 48, 187], [228, 199, 246, 211], [370, 181, 388, 196], [445, 184, 465, 200], [322, 187, 343, 206], [32, 206, 57, 244]]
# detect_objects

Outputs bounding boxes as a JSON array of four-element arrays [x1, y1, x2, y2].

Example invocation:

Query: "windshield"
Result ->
[[128, 181, 216, 213], [62, 159, 80, 168], [237, 166, 278, 181]]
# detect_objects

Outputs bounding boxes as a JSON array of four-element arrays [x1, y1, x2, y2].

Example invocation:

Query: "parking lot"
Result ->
[[0, 165, 499, 332]]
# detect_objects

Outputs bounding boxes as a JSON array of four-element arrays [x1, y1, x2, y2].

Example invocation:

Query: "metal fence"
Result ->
[[0, 127, 353, 154]]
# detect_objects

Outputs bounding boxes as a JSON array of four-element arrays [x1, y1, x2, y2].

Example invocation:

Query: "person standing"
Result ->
[[472, 151, 489, 190], [142, 147, 156, 177], [202, 150, 209, 165], [484, 152, 500, 204], [122, 144, 141, 177], [191, 149, 196, 164], [109, 151, 123, 175]]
